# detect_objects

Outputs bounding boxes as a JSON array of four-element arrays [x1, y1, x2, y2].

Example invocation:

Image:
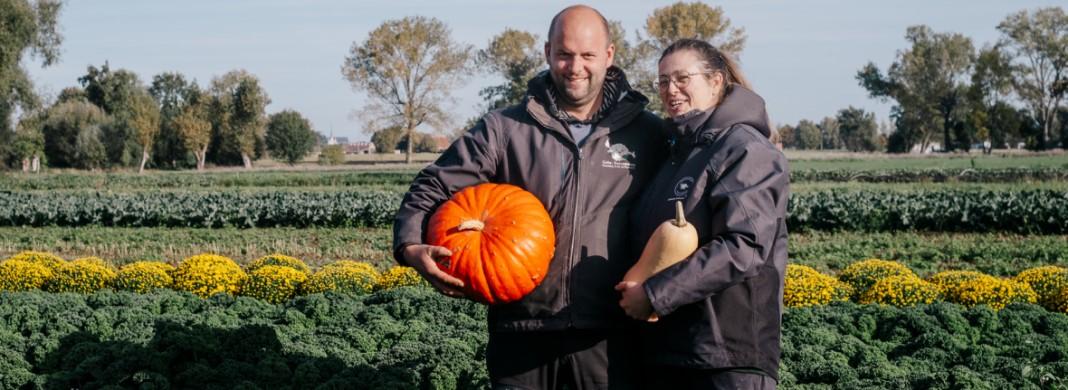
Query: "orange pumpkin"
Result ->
[[426, 183, 555, 304]]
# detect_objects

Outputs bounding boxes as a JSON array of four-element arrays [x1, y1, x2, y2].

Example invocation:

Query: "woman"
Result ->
[[615, 38, 789, 389]]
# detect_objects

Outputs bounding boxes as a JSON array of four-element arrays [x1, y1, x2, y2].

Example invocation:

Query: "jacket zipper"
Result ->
[[565, 146, 583, 327]]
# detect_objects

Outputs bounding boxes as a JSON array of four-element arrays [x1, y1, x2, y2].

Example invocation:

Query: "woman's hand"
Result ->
[[615, 281, 659, 322]]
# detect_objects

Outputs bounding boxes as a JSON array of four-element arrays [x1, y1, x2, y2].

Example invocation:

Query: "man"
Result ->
[[393, 5, 665, 389]]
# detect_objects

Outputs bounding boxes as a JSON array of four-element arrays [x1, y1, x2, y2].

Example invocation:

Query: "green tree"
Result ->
[[266, 110, 316, 165], [777, 124, 796, 149], [149, 72, 201, 168], [40, 101, 108, 168], [78, 63, 147, 166], [342, 16, 473, 164], [967, 44, 1015, 151], [477, 28, 542, 111], [1059, 108, 1068, 149], [0, 0, 62, 160], [608, 20, 645, 73], [397, 132, 442, 153], [318, 144, 344, 165], [610, 20, 661, 114], [207, 70, 269, 168], [997, 7, 1068, 149], [128, 92, 160, 173], [79, 63, 142, 116], [819, 116, 840, 150], [73, 124, 107, 170], [369, 125, 403, 154], [986, 101, 1025, 149], [55, 87, 86, 104], [173, 103, 212, 171], [796, 120, 821, 150], [11, 129, 44, 171], [643, 2, 746, 55], [857, 25, 974, 152], [836, 107, 879, 152]]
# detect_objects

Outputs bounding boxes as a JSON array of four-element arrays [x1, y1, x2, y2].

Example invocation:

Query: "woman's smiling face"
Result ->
[[657, 49, 724, 118]]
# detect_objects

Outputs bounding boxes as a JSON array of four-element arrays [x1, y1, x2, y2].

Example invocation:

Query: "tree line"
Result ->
[[772, 8, 1067, 153], [1, 1, 1065, 172]]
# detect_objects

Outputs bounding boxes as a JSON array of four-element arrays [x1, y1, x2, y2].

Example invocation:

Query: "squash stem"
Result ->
[[673, 201, 688, 227], [457, 219, 486, 231]]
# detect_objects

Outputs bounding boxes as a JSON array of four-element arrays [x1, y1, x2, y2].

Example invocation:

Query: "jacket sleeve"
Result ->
[[643, 130, 789, 316], [391, 116, 501, 264]]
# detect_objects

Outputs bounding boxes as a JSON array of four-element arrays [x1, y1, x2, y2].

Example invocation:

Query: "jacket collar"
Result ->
[[525, 66, 648, 143], [666, 84, 770, 147]]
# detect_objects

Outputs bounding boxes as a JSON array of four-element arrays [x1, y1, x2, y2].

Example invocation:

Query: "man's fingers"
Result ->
[[429, 268, 465, 288], [431, 281, 465, 298], [427, 246, 453, 258]]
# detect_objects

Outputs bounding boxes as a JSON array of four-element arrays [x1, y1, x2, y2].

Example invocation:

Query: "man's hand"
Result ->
[[615, 281, 658, 322], [401, 244, 466, 298]]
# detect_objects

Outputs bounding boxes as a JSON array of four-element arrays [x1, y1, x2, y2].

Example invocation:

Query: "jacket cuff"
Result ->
[[393, 220, 426, 266], [644, 279, 676, 317], [393, 243, 414, 266]]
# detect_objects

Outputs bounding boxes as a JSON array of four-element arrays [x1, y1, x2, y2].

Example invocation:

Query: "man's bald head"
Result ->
[[543, 4, 616, 119], [547, 5, 611, 48]]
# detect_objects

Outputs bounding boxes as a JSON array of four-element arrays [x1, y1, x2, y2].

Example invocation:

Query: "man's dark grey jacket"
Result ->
[[393, 69, 666, 331]]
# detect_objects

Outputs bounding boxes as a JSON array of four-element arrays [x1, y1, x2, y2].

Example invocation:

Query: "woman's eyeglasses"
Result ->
[[655, 71, 715, 91]]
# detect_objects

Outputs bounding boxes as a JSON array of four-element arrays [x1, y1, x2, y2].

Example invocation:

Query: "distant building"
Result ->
[[429, 135, 451, 152], [346, 141, 376, 154]]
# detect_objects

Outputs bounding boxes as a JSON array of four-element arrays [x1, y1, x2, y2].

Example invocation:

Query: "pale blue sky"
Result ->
[[23, 1, 1064, 141]]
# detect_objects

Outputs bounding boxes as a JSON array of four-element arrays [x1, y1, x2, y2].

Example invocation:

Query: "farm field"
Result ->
[[2, 151, 1064, 189], [2, 152, 1067, 388], [1, 227, 1065, 276], [784, 150, 1067, 169]]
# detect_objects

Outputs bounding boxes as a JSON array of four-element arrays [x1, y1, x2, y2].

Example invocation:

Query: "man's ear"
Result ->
[[605, 43, 615, 67], [544, 42, 552, 66]]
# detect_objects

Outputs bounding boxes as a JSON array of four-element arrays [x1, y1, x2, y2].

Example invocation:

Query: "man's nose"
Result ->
[[567, 58, 583, 74]]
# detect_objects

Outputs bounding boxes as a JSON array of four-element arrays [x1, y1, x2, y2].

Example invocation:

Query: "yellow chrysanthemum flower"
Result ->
[[784, 264, 852, 308], [172, 254, 247, 298], [5, 251, 66, 271], [838, 258, 916, 299], [304, 260, 380, 295], [247, 254, 311, 275], [951, 276, 1037, 311], [242, 265, 308, 304], [1014, 266, 1068, 311], [0, 260, 54, 291], [113, 261, 175, 293], [859, 275, 941, 307], [927, 270, 990, 295], [1050, 286, 1068, 314], [45, 258, 117, 294], [377, 266, 428, 291]]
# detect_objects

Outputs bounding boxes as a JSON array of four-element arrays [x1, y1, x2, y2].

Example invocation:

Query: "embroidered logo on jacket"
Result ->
[[670, 176, 695, 201], [601, 139, 636, 169]]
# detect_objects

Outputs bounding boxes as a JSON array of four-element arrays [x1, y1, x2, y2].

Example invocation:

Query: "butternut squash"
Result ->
[[623, 201, 698, 284]]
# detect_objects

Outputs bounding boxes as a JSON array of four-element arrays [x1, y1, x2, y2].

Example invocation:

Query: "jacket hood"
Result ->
[[668, 84, 771, 145]]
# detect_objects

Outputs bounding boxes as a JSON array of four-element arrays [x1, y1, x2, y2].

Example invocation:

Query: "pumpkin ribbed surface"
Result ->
[[427, 183, 554, 304]]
